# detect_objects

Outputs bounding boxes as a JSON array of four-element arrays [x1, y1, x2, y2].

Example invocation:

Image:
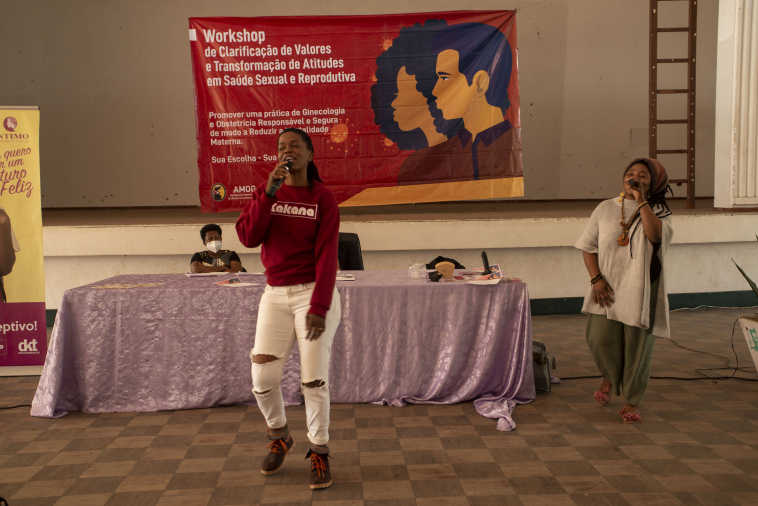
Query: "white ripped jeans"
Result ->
[[251, 282, 341, 446]]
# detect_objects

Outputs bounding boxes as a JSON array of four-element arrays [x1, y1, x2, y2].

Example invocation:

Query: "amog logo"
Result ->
[[271, 202, 317, 219]]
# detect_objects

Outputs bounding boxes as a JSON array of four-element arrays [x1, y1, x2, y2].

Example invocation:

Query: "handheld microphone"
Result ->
[[267, 160, 291, 198], [628, 179, 639, 189]]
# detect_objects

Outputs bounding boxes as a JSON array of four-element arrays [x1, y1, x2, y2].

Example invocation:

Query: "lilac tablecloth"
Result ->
[[32, 271, 535, 430]]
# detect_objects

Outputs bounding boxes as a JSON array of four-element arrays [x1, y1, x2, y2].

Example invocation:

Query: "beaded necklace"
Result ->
[[617, 193, 647, 246]]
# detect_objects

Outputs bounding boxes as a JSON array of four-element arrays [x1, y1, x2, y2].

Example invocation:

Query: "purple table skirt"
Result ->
[[32, 271, 535, 431]]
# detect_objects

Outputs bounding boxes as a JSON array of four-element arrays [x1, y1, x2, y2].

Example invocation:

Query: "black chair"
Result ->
[[338, 233, 364, 271]]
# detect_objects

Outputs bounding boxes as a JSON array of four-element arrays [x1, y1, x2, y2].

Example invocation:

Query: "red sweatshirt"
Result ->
[[235, 181, 340, 318]]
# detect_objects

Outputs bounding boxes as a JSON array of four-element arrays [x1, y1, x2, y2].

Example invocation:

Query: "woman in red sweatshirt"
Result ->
[[235, 128, 340, 490]]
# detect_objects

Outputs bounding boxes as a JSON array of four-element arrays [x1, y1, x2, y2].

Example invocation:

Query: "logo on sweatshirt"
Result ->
[[271, 202, 317, 219]]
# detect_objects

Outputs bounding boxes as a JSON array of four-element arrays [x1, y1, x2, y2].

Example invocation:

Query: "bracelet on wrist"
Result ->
[[590, 273, 602, 285]]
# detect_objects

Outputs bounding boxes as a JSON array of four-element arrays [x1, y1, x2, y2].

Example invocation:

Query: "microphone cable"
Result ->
[[557, 317, 758, 382]]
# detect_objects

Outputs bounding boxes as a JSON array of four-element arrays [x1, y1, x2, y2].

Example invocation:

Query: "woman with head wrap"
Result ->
[[575, 158, 673, 423]]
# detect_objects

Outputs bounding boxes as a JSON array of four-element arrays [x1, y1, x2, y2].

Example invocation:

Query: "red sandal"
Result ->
[[594, 381, 611, 407], [618, 403, 641, 423]]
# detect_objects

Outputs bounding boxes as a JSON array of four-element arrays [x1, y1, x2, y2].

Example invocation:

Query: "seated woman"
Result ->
[[190, 224, 243, 273]]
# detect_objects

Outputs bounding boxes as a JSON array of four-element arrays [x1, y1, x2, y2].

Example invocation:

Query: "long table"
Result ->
[[31, 271, 535, 431]]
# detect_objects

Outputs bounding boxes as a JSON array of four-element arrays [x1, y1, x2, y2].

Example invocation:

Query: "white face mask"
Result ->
[[206, 240, 222, 253]]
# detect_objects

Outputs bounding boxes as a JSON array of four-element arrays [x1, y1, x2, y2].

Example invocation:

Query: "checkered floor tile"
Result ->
[[2, 307, 758, 505]]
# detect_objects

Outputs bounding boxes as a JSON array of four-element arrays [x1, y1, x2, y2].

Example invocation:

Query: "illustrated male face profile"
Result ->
[[433, 49, 489, 122], [431, 23, 513, 138]]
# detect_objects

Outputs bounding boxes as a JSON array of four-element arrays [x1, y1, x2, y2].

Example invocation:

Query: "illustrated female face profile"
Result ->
[[370, 19, 464, 152], [391, 67, 447, 147]]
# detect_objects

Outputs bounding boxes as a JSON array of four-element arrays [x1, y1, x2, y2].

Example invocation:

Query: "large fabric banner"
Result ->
[[0, 107, 47, 368], [190, 11, 521, 212]]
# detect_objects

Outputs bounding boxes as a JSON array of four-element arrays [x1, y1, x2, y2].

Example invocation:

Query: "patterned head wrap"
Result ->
[[623, 157, 669, 197], [621, 158, 672, 258]]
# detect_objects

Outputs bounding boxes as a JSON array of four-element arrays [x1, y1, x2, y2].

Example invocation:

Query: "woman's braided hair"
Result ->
[[279, 127, 322, 192]]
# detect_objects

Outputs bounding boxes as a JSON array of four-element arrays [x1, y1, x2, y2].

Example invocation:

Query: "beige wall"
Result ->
[[2, 0, 717, 208], [41, 212, 758, 309]]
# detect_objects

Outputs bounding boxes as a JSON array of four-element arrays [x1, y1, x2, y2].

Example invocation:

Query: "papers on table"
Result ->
[[429, 264, 506, 285], [429, 264, 521, 285], [93, 283, 164, 289], [186, 272, 265, 277], [214, 277, 259, 287], [467, 278, 502, 285], [467, 264, 503, 285]]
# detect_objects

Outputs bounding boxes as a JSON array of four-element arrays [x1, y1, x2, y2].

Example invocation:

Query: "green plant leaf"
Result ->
[[733, 259, 758, 300]]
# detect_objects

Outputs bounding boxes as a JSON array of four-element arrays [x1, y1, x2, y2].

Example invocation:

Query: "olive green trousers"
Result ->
[[585, 278, 659, 406]]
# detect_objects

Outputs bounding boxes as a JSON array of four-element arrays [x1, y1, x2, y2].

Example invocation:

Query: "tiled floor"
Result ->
[[2, 307, 758, 506]]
